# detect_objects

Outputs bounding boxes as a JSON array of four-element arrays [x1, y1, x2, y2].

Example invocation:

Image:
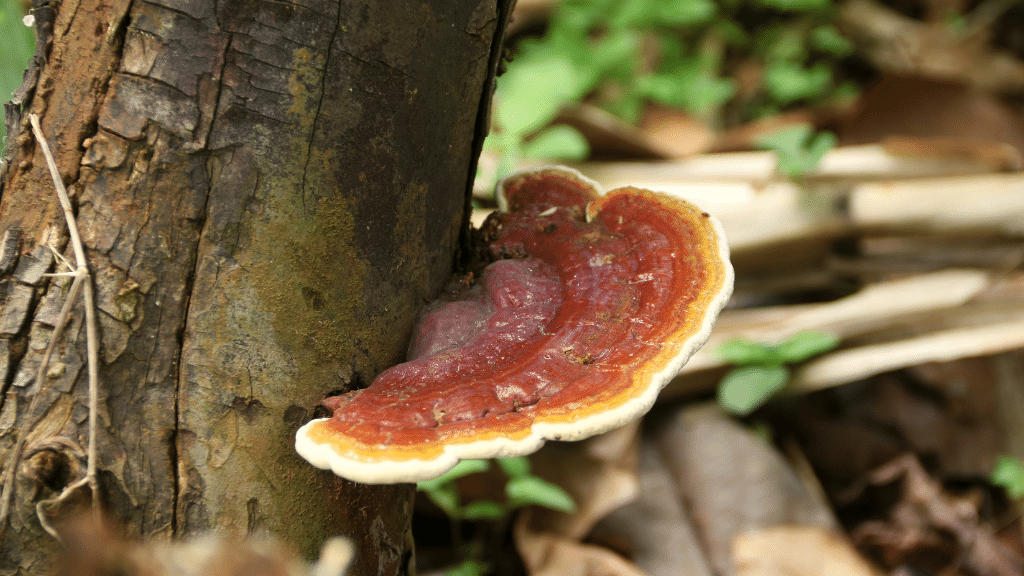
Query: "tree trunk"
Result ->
[[0, 0, 508, 574]]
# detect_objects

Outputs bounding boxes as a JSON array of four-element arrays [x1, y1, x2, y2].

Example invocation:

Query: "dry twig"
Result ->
[[0, 114, 101, 535]]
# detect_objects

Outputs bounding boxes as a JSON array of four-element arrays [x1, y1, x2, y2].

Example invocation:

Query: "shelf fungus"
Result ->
[[295, 167, 734, 484]]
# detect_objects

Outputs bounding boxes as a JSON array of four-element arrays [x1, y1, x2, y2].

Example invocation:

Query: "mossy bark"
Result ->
[[0, 0, 506, 573]]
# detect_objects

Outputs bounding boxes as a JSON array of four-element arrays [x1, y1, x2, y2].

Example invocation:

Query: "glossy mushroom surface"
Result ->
[[296, 167, 733, 483]]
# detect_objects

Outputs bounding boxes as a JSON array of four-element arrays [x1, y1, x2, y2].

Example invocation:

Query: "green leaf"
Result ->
[[637, 52, 735, 120], [764, 27, 808, 62], [650, 0, 718, 27], [606, 0, 652, 28], [764, 61, 833, 104], [421, 483, 461, 518], [461, 500, 508, 521], [496, 456, 531, 479], [832, 80, 862, 104], [753, 0, 830, 12], [717, 338, 784, 366], [991, 456, 1024, 499], [810, 25, 855, 57], [417, 459, 491, 493], [522, 125, 590, 161], [715, 18, 750, 47], [756, 124, 836, 177], [782, 129, 835, 177], [588, 27, 639, 77], [600, 89, 645, 124], [758, 123, 813, 156], [506, 476, 576, 512], [445, 559, 490, 576], [717, 365, 790, 416], [495, 49, 588, 136], [607, 0, 716, 27], [775, 331, 840, 363]]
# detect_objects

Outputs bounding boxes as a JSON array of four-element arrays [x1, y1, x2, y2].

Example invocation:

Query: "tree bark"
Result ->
[[0, 0, 507, 574]]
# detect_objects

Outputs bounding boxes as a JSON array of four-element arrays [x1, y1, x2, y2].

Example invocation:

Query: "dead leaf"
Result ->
[[850, 455, 1024, 576], [515, 509, 649, 576], [590, 439, 713, 576], [637, 105, 714, 158], [838, 0, 1024, 92], [734, 525, 885, 576], [840, 76, 1024, 159], [527, 421, 641, 539], [651, 403, 838, 576]]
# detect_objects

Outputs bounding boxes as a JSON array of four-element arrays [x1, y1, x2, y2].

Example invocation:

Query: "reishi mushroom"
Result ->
[[295, 167, 734, 484]]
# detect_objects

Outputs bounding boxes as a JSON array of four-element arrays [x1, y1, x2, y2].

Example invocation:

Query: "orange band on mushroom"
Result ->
[[295, 167, 733, 484]]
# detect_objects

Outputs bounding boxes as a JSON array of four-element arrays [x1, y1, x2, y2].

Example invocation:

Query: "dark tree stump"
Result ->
[[0, 1, 508, 574]]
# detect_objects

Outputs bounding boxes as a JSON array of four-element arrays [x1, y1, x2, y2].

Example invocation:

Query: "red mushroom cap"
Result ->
[[296, 167, 733, 483]]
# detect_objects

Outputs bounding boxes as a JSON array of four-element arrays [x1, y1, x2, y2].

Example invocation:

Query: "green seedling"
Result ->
[[991, 455, 1024, 499], [418, 459, 493, 521], [418, 456, 576, 576], [499, 457, 576, 512], [418, 456, 575, 521], [521, 125, 590, 163], [478, 0, 858, 193], [444, 559, 491, 576], [756, 123, 837, 178], [716, 331, 839, 416]]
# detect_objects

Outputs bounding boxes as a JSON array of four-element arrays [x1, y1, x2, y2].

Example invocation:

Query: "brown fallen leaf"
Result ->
[[526, 421, 641, 540], [734, 525, 885, 576], [651, 403, 839, 576], [839, 76, 1024, 161], [850, 454, 1024, 576], [880, 360, 1004, 477], [590, 438, 713, 576], [838, 0, 1024, 92], [514, 509, 649, 576], [513, 423, 644, 576], [637, 104, 715, 158]]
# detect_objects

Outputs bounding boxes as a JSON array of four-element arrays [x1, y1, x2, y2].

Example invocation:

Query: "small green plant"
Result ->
[[480, 0, 858, 188], [991, 455, 1024, 499], [755, 123, 837, 178], [716, 331, 839, 415], [417, 456, 575, 576]]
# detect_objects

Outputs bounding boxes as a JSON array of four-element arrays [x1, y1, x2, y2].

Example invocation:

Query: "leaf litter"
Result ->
[[432, 0, 1024, 571]]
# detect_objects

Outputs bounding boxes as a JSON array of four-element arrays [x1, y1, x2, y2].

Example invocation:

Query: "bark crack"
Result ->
[[170, 27, 226, 542], [59, 0, 83, 39], [170, 29, 224, 531], [139, 0, 208, 23], [338, 50, 413, 80], [170, 146, 218, 536], [299, 4, 341, 215], [459, 0, 513, 270], [195, 31, 231, 150], [117, 71, 194, 101]]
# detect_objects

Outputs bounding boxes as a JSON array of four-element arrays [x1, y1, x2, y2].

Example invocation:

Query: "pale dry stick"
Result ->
[[30, 113, 102, 522], [0, 114, 101, 534]]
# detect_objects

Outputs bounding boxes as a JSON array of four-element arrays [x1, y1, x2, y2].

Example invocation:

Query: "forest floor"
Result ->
[[413, 0, 1024, 574]]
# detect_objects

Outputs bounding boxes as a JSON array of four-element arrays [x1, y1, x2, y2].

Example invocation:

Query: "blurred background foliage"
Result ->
[[485, 0, 861, 180], [0, 0, 34, 157]]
